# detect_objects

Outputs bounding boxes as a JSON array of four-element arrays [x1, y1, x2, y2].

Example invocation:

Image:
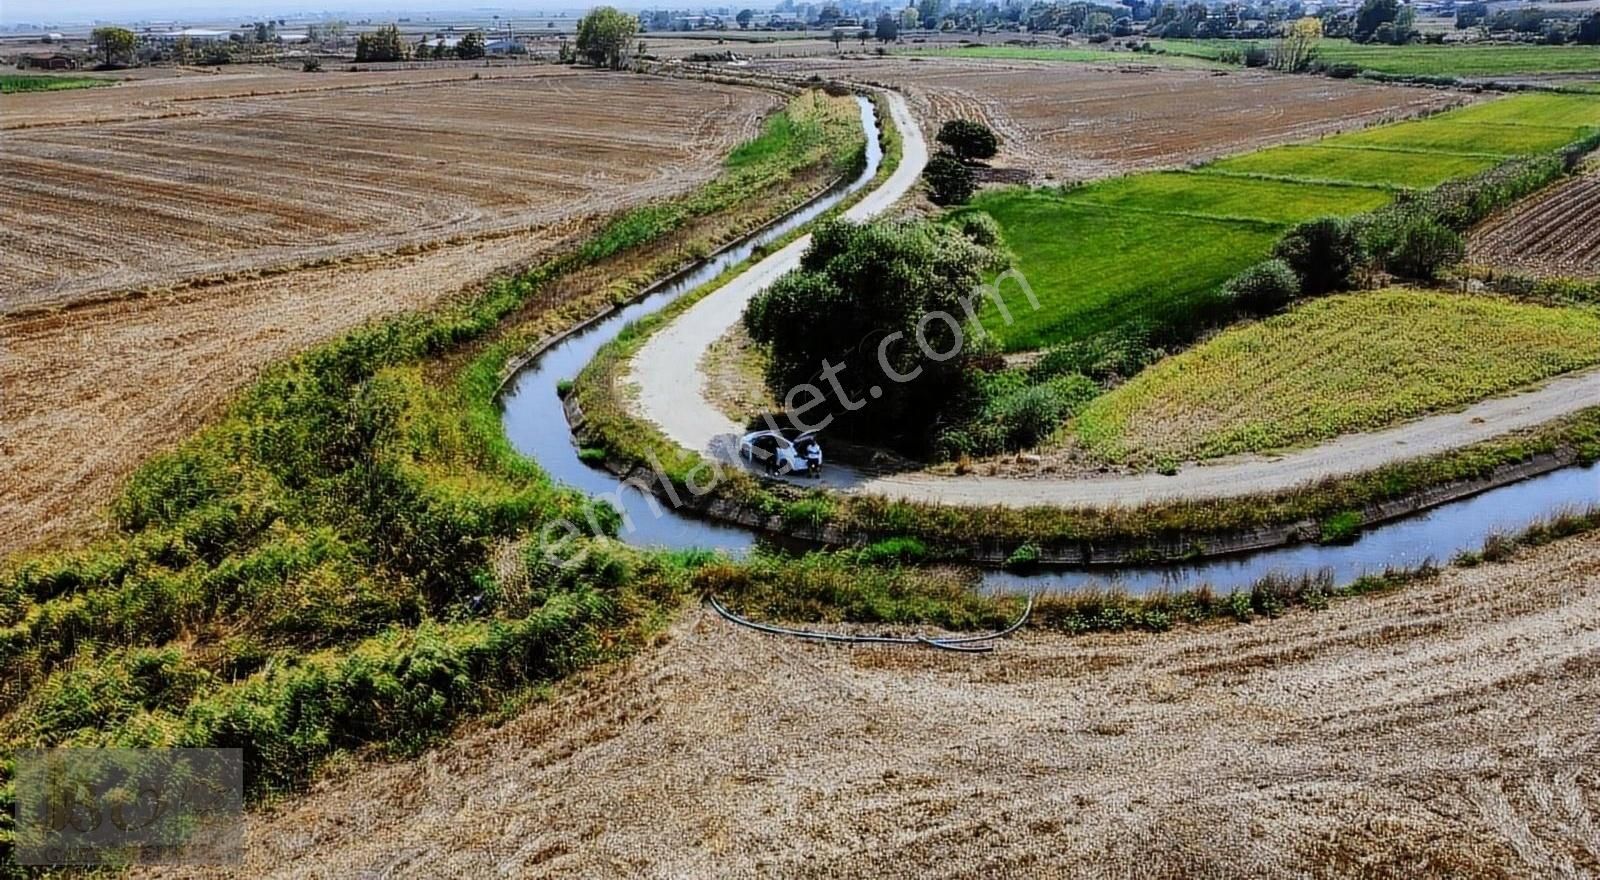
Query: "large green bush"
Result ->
[[935, 119, 1001, 163], [1273, 216, 1365, 295], [923, 152, 976, 205], [1385, 217, 1465, 280], [744, 217, 999, 449], [1221, 259, 1301, 314]]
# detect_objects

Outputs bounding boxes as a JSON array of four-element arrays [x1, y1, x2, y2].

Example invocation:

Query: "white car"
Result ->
[[738, 430, 823, 478]]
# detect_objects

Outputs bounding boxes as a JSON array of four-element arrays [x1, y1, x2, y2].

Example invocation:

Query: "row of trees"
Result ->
[[354, 25, 486, 62], [826, 13, 902, 49]]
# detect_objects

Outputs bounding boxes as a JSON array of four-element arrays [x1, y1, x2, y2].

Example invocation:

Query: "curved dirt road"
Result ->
[[627, 90, 930, 455], [624, 89, 1600, 507]]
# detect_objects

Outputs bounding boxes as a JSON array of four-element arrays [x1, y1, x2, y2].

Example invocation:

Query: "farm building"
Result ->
[[18, 52, 79, 69], [485, 37, 527, 54], [148, 28, 232, 43]]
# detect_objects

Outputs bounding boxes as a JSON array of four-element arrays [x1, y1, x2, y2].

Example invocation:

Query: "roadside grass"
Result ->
[[1075, 289, 1600, 464], [1152, 38, 1600, 78], [1201, 143, 1505, 188], [901, 43, 1232, 70], [0, 74, 106, 93], [0, 87, 865, 835]]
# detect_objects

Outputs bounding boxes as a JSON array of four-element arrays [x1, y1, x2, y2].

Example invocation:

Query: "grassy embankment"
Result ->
[[1076, 289, 1600, 462], [971, 93, 1600, 352], [0, 88, 865, 855], [0, 74, 106, 94], [1152, 37, 1600, 78]]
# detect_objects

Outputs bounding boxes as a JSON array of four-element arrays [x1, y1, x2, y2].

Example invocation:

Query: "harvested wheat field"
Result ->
[[141, 533, 1600, 878], [0, 68, 778, 556], [0, 66, 776, 311], [1471, 169, 1600, 279], [755, 56, 1463, 180]]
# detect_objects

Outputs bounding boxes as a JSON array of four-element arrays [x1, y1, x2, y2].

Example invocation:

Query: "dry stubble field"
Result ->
[[753, 56, 1464, 180], [144, 532, 1600, 878], [0, 67, 778, 556], [1, 66, 777, 310]]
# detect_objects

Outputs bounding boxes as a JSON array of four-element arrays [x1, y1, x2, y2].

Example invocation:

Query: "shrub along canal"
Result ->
[[501, 93, 1600, 597]]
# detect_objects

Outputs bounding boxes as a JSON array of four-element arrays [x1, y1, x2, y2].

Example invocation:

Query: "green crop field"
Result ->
[[1331, 118, 1589, 157], [908, 43, 1231, 69], [966, 192, 1282, 350], [1074, 289, 1600, 463], [0, 74, 106, 94], [1202, 143, 1505, 188], [1152, 38, 1600, 77], [971, 92, 1600, 352], [1445, 91, 1600, 128], [1056, 171, 1394, 223]]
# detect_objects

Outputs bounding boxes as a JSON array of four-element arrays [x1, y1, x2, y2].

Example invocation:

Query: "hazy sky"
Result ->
[[1, 0, 628, 27]]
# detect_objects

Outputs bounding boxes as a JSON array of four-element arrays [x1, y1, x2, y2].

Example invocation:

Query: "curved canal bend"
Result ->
[[501, 94, 1600, 596]]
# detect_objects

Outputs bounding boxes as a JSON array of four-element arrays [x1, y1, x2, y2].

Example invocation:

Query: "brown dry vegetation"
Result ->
[[0, 68, 777, 557], [0, 67, 777, 311], [143, 532, 1600, 878], [1470, 169, 1600, 279], [700, 322, 776, 424], [753, 56, 1464, 180]]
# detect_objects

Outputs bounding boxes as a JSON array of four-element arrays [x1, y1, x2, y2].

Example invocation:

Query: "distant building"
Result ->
[[148, 28, 233, 43], [485, 37, 526, 54], [18, 52, 78, 69]]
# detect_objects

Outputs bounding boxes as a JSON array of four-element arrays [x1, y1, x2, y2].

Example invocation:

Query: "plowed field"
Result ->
[[0, 67, 776, 312], [0, 67, 777, 556], [751, 56, 1463, 180], [1470, 170, 1600, 278]]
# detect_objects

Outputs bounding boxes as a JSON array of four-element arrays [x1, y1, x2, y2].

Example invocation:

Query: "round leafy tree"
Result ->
[[1272, 216, 1364, 296], [743, 218, 999, 447], [923, 152, 975, 206], [936, 119, 1000, 163]]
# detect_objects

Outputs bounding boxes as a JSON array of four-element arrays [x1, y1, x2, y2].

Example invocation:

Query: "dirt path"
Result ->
[[626, 90, 929, 458], [145, 533, 1600, 877]]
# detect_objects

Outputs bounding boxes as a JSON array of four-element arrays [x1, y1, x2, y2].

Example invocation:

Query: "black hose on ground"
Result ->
[[706, 593, 1034, 653]]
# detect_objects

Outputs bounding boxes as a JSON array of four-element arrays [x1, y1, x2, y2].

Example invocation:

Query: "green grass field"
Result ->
[[971, 92, 1600, 351], [0, 74, 106, 94], [1074, 289, 1600, 463], [1202, 144, 1505, 188], [1056, 171, 1394, 223], [1444, 91, 1600, 128], [966, 192, 1283, 350], [905, 43, 1231, 69], [1152, 38, 1600, 77], [1332, 118, 1589, 157]]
